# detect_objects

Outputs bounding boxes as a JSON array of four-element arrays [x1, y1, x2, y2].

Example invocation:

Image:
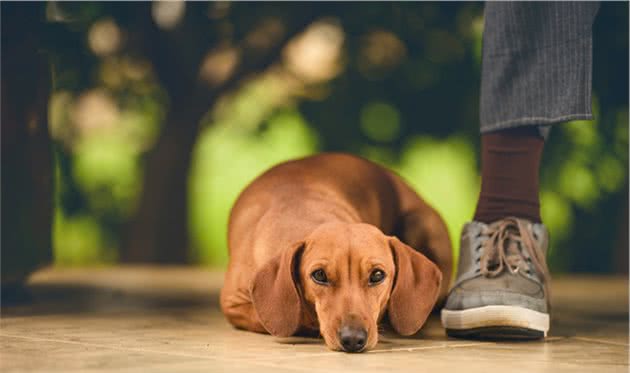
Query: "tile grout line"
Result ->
[[0, 333, 238, 363], [1, 332, 492, 363], [573, 336, 630, 347], [5, 332, 626, 370], [1, 333, 323, 373], [229, 342, 498, 372], [241, 342, 493, 362], [369, 342, 492, 354]]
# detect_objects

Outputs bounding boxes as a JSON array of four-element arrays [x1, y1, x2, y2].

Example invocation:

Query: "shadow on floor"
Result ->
[[2, 283, 221, 318]]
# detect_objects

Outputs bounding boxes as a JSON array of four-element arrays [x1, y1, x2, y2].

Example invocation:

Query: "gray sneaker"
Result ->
[[441, 217, 551, 339]]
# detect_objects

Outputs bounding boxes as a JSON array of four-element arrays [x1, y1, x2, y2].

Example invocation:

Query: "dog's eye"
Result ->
[[311, 269, 329, 285], [369, 269, 386, 286]]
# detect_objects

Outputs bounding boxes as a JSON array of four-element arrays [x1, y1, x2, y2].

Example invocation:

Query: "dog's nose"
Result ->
[[338, 325, 367, 352]]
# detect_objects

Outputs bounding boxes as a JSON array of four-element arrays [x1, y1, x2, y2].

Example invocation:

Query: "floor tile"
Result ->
[[1, 267, 627, 372]]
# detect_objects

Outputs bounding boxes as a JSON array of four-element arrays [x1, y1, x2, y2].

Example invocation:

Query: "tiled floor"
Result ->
[[1, 266, 628, 372]]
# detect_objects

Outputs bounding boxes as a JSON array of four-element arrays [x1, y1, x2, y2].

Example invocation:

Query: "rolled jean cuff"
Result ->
[[480, 34, 595, 135]]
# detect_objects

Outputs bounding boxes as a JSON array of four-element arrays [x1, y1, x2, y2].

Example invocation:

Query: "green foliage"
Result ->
[[392, 137, 480, 260], [189, 108, 318, 265], [360, 102, 402, 142], [47, 2, 628, 273]]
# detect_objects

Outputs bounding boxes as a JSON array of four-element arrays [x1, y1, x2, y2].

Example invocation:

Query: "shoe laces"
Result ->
[[478, 217, 551, 294]]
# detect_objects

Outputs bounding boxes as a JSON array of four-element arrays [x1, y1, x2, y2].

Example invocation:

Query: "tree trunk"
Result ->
[[613, 185, 629, 274], [121, 2, 327, 263], [123, 97, 207, 263], [1, 4, 54, 286]]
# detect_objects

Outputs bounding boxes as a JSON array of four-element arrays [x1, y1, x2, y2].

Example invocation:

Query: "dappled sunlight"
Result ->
[[188, 109, 318, 265], [598, 155, 626, 193], [470, 17, 484, 65], [540, 190, 573, 270], [72, 89, 120, 136], [49, 91, 74, 146], [357, 29, 407, 80], [539, 92, 629, 270], [283, 18, 345, 84], [188, 125, 527, 272], [42, 3, 627, 273], [558, 160, 599, 209], [72, 135, 141, 217], [88, 18, 121, 56], [244, 17, 285, 52], [152, 0, 185, 30], [53, 210, 117, 265], [199, 45, 240, 86], [50, 43, 164, 264], [211, 69, 295, 132], [360, 101, 401, 142], [391, 136, 480, 264], [100, 57, 153, 88]]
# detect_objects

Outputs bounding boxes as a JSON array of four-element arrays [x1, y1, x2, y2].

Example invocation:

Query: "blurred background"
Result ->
[[2, 2, 628, 285]]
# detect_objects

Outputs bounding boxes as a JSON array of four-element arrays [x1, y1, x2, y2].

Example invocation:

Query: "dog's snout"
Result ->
[[338, 325, 367, 352]]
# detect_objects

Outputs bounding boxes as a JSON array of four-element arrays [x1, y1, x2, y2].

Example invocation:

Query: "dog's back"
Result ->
[[227, 153, 400, 268], [221, 152, 452, 334]]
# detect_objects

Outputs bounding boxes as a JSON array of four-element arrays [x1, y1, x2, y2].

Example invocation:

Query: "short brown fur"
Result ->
[[220, 153, 452, 351]]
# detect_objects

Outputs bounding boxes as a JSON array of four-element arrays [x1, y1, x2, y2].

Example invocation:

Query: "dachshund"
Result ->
[[220, 153, 452, 352]]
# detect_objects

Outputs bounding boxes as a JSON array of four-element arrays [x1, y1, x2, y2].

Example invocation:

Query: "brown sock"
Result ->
[[473, 126, 544, 224]]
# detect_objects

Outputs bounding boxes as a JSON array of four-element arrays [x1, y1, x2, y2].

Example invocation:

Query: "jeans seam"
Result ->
[[481, 113, 594, 133]]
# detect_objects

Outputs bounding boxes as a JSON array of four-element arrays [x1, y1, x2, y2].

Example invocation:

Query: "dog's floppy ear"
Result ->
[[251, 241, 305, 337], [388, 236, 442, 336]]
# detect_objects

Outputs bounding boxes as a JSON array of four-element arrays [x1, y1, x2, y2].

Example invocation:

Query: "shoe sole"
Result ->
[[441, 305, 549, 340]]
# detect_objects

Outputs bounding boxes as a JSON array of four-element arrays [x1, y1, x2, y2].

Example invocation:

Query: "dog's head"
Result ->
[[250, 222, 442, 352]]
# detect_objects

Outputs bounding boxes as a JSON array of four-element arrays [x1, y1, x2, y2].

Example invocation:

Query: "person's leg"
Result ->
[[473, 126, 544, 224], [475, 0, 600, 224], [480, 2, 600, 132], [442, 2, 600, 339]]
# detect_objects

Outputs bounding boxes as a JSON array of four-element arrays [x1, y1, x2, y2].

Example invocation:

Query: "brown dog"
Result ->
[[220, 153, 452, 352]]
